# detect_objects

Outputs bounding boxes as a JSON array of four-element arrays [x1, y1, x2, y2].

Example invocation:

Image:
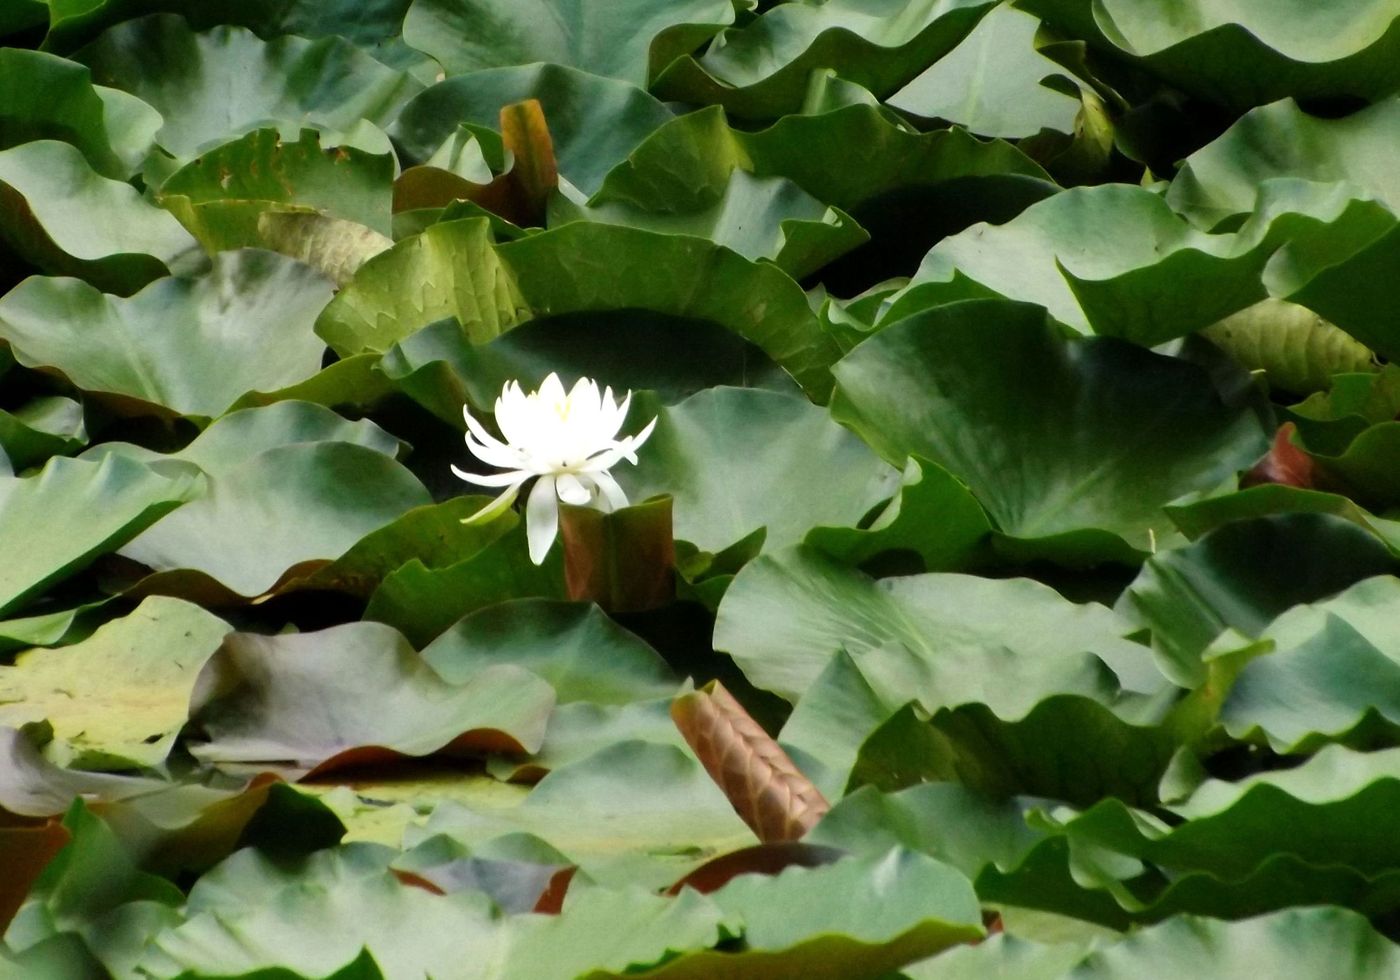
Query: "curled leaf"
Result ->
[[671, 680, 830, 842], [1243, 422, 1316, 490]]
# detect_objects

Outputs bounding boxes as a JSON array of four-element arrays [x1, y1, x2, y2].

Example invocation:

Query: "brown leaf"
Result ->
[[390, 99, 558, 228], [664, 841, 845, 896], [498, 98, 557, 224], [1243, 422, 1315, 490], [559, 497, 675, 613], [532, 866, 577, 914], [671, 680, 830, 843], [0, 818, 69, 930]]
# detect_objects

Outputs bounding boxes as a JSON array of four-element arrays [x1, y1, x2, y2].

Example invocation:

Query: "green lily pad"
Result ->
[[276, 494, 516, 600], [0, 140, 196, 294], [137, 844, 500, 979], [1021, 0, 1400, 112], [365, 521, 566, 648], [189, 622, 555, 770], [84, 400, 403, 476], [1167, 484, 1400, 555], [157, 128, 396, 254], [401, 0, 733, 86], [880, 179, 1400, 351], [853, 695, 1180, 808], [615, 387, 897, 555], [804, 457, 993, 573], [380, 313, 795, 428], [320, 219, 840, 401], [651, 0, 996, 120], [832, 300, 1269, 562], [888, 4, 1083, 139], [549, 168, 869, 280], [0, 396, 86, 472], [1169, 96, 1400, 229], [714, 544, 1149, 702], [590, 101, 1054, 219], [118, 442, 430, 599], [0, 454, 196, 617], [0, 250, 334, 420], [391, 63, 673, 195], [500, 848, 983, 980], [0, 597, 231, 770], [907, 907, 1400, 978], [1218, 576, 1400, 752], [1116, 514, 1398, 686], [421, 598, 675, 705], [76, 14, 421, 159], [410, 740, 755, 889], [0, 48, 157, 178], [1199, 299, 1376, 397]]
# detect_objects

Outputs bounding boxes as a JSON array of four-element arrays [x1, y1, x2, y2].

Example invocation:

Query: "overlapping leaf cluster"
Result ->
[[4, 0, 1400, 976]]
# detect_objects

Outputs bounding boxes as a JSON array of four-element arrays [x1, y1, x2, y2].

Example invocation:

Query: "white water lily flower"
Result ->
[[452, 373, 657, 565]]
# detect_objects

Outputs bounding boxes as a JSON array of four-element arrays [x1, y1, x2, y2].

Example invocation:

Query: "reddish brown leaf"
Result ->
[[664, 841, 845, 896], [671, 680, 830, 843], [303, 728, 531, 779], [390, 99, 558, 228], [1243, 422, 1315, 490], [498, 98, 557, 225], [532, 866, 577, 914], [559, 496, 675, 613], [0, 818, 69, 930], [392, 868, 448, 895]]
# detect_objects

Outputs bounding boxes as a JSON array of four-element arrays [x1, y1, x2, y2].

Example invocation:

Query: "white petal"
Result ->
[[590, 469, 629, 512], [459, 483, 521, 525], [451, 465, 530, 488], [555, 472, 591, 506], [465, 434, 527, 471], [538, 373, 566, 405], [627, 414, 658, 450], [463, 408, 512, 454], [526, 475, 559, 565]]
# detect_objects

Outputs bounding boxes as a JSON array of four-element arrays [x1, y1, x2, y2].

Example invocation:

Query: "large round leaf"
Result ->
[[1220, 576, 1400, 752], [1116, 514, 1397, 686], [413, 740, 755, 888], [615, 388, 897, 555], [714, 544, 1149, 702], [138, 845, 501, 980], [421, 598, 675, 705], [75, 14, 421, 159], [888, 4, 1083, 139], [1021, 0, 1400, 111], [157, 128, 396, 249], [0, 48, 157, 178], [391, 63, 673, 195], [0, 250, 333, 419], [0, 454, 196, 617], [549, 168, 870, 281], [0, 140, 195, 294], [189, 622, 555, 770], [832, 300, 1270, 562], [910, 908, 1400, 978], [0, 597, 230, 770], [401, 0, 733, 86], [593, 102, 1054, 218], [651, 0, 996, 120], [380, 313, 795, 428], [498, 848, 983, 980], [879, 180, 1400, 349], [319, 219, 840, 401], [1169, 97, 1400, 229], [118, 442, 430, 598]]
